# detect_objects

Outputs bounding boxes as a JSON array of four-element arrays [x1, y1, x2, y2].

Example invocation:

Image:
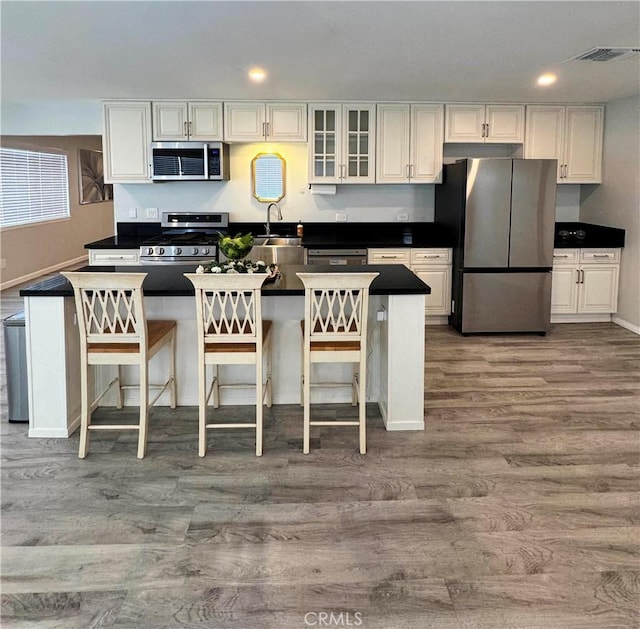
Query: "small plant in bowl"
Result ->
[[218, 233, 254, 260]]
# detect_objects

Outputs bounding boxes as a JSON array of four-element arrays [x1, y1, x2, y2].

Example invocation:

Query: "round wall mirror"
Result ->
[[252, 152, 286, 202]]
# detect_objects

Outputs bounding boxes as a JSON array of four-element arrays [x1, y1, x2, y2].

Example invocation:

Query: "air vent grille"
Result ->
[[570, 47, 640, 62]]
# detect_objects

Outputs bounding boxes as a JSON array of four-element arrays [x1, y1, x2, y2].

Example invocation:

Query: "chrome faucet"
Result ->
[[265, 202, 282, 236]]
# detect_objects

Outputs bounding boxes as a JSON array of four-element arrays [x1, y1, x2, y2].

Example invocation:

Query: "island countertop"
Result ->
[[20, 264, 431, 298]]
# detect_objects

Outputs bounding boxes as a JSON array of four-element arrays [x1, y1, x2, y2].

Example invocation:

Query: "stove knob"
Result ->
[[147, 247, 154, 255], [158, 248, 165, 255], [202, 247, 210, 255], [175, 247, 182, 255], [192, 247, 199, 255]]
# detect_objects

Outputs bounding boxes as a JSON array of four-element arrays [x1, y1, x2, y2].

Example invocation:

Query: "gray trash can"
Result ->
[[3, 310, 29, 422]]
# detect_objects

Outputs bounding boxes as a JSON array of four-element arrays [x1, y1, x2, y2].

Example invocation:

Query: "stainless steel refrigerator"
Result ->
[[435, 158, 557, 334]]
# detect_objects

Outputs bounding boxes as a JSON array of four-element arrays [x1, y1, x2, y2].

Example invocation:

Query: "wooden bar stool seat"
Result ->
[[62, 272, 177, 459]]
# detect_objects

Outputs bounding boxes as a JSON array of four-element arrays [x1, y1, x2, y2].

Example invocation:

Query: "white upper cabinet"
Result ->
[[152, 101, 223, 141], [224, 102, 307, 142], [376, 104, 443, 183], [525, 105, 604, 183], [103, 101, 152, 183], [308, 103, 376, 184], [445, 104, 525, 143]]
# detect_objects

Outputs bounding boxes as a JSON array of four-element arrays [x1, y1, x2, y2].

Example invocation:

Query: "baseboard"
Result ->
[[1, 254, 88, 291], [612, 315, 640, 335], [550, 314, 613, 323]]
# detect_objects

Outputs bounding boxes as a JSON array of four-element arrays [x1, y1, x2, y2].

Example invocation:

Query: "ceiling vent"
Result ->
[[569, 47, 640, 62]]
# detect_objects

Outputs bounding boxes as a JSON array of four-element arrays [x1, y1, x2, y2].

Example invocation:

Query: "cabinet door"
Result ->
[[376, 104, 411, 183], [551, 265, 579, 314], [224, 102, 266, 142], [189, 102, 223, 140], [103, 101, 152, 183], [152, 101, 188, 140], [524, 106, 565, 181], [266, 103, 307, 142], [413, 266, 451, 315], [579, 264, 619, 313], [308, 104, 342, 184], [411, 104, 444, 183], [564, 106, 604, 183], [485, 105, 524, 143], [343, 104, 376, 183], [444, 105, 485, 142]]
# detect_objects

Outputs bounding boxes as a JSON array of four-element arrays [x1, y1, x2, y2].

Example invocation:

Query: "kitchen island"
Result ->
[[20, 264, 429, 438]]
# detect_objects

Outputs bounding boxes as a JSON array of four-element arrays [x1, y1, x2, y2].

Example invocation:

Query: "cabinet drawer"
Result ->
[[552, 249, 579, 264], [89, 250, 140, 265], [580, 248, 620, 263], [411, 248, 451, 264], [367, 249, 410, 264]]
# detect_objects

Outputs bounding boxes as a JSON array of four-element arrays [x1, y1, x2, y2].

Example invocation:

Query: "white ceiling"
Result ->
[[2, 0, 639, 105]]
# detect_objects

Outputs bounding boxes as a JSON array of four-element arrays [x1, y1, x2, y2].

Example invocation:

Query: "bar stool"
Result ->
[[184, 273, 273, 457], [61, 272, 177, 459], [297, 272, 379, 454]]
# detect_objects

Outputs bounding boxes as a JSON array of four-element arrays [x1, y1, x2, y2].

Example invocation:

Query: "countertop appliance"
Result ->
[[435, 158, 557, 334], [151, 142, 230, 181], [306, 248, 368, 266], [139, 211, 228, 264]]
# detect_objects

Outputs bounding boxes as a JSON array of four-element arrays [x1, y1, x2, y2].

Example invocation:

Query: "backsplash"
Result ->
[[113, 143, 581, 227]]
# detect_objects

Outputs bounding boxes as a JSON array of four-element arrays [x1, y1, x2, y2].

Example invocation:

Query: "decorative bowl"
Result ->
[[218, 233, 254, 260]]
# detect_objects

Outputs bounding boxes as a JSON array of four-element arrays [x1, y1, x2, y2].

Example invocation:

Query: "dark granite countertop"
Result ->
[[20, 264, 430, 298], [86, 221, 626, 251], [554, 222, 625, 248]]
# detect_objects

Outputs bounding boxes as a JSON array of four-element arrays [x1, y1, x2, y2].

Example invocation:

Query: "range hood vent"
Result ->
[[569, 47, 640, 62]]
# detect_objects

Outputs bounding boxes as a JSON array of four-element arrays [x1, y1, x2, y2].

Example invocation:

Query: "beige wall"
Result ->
[[580, 95, 640, 331], [0, 136, 114, 288]]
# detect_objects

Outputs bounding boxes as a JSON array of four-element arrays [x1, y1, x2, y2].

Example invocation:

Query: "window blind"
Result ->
[[0, 147, 70, 228]]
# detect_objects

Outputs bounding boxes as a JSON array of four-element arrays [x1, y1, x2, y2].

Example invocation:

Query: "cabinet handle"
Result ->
[[554, 254, 570, 258], [183, 121, 188, 137], [485, 123, 489, 138], [580, 269, 585, 284], [410, 164, 415, 178], [424, 255, 441, 258], [592, 254, 610, 258], [188, 121, 192, 135], [381, 255, 398, 259], [406, 164, 410, 179], [575, 269, 581, 284]]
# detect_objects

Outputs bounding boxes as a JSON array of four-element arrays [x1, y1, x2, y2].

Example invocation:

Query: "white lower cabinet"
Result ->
[[89, 249, 141, 266], [368, 248, 452, 321], [551, 248, 620, 321]]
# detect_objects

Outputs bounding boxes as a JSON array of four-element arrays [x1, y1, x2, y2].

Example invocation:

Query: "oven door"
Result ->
[[306, 249, 367, 266]]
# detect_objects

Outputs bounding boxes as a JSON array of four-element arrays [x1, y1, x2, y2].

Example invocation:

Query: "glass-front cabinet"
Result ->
[[308, 103, 376, 184]]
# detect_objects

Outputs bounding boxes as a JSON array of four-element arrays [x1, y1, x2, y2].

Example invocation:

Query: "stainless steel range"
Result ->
[[139, 211, 228, 264]]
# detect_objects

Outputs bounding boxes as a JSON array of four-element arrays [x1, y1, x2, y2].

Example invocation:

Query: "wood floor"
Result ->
[[1, 275, 639, 628]]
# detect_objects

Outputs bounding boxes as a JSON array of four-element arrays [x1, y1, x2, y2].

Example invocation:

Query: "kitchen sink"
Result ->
[[248, 236, 305, 265], [253, 236, 302, 246]]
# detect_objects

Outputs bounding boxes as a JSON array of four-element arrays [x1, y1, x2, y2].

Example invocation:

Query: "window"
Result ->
[[0, 147, 70, 228]]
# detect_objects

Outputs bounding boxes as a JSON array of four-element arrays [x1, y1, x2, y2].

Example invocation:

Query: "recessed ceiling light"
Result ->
[[537, 72, 557, 87], [248, 68, 266, 82]]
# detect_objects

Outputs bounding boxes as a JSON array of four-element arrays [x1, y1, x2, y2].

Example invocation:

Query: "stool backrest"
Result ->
[[62, 272, 148, 351], [185, 273, 268, 346], [296, 273, 379, 343]]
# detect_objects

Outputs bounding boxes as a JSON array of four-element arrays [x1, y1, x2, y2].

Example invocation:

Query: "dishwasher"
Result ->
[[306, 248, 368, 266]]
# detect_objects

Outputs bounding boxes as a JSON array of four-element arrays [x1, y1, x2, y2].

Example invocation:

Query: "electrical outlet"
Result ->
[[397, 213, 409, 221], [146, 207, 159, 219], [376, 307, 386, 321], [128, 207, 137, 219], [336, 213, 347, 222], [0, 259, 6, 270]]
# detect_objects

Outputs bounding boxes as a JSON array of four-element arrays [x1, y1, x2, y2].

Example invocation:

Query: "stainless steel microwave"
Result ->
[[151, 142, 230, 181]]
